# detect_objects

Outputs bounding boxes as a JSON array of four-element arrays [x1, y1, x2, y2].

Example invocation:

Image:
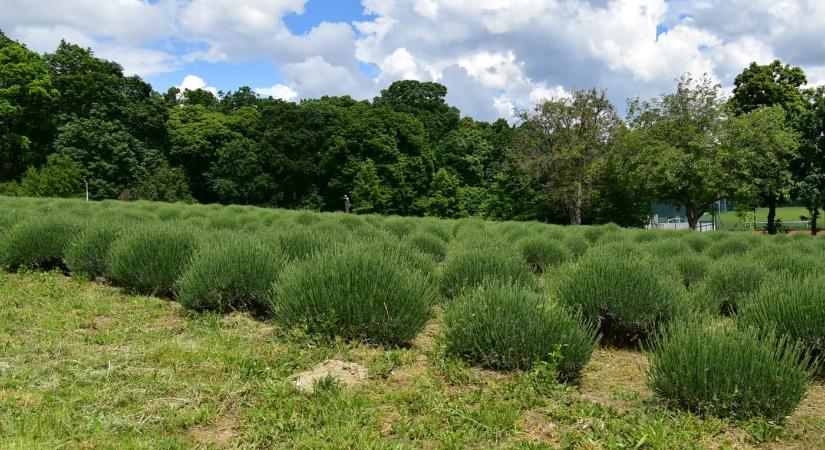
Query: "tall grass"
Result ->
[[106, 223, 198, 296], [0, 216, 80, 271], [444, 282, 597, 381], [271, 242, 436, 347], [65, 220, 122, 279], [647, 318, 812, 420], [439, 243, 534, 298], [177, 233, 284, 313], [553, 246, 683, 346], [737, 276, 825, 368]]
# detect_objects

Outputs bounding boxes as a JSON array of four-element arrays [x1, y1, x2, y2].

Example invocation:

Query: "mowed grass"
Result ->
[[706, 207, 824, 231], [2, 271, 824, 449]]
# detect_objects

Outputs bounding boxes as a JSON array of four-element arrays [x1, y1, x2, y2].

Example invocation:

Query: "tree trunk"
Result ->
[[811, 208, 819, 236], [569, 181, 583, 225], [686, 205, 698, 230], [766, 195, 777, 235]]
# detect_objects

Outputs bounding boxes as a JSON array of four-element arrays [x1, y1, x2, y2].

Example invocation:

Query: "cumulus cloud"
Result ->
[[255, 84, 299, 101], [178, 74, 218, 96], [3, 0, 825, 120]]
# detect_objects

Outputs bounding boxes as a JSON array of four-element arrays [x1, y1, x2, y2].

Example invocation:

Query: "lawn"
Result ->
[[1, 271, 823, 449], [705, 207, 822, 231]]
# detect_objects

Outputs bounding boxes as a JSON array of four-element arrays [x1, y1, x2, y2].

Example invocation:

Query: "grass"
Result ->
[[1, 272, 823, 448], [3, 195, 825, 447], [708, 206, 823, 231]]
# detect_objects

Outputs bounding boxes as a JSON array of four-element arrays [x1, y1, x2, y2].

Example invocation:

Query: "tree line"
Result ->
[[1, 31, 824, 233]]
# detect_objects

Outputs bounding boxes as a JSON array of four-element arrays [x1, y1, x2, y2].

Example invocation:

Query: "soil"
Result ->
[[294, 359, 368, 393]]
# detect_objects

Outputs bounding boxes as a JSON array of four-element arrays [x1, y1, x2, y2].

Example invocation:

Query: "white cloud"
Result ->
[[255, 84, 299, 101], [178, 74, 218, 96], [5, 0, 825, 120]]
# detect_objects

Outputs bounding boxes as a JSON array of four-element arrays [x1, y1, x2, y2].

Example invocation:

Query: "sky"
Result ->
[[2, 0, 825, 121]]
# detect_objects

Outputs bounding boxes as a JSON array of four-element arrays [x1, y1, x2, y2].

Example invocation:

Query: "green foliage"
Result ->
[[381, 216, 418, 238], [625, 74, 727, 229], [647, 319, 812, 420], [737, 276, 825, 367], [19, 154, 86, 198], [704, 235, 757, 259], [133, 163, 194, 203], [439, 244, 534, 298], [672, 254, 712, 289], [275, 228, 336, 261], [516, 235, 571, 273], [553, 247, 683, 345], [406, 231, 447, 262], [106, 223, 198, 296], [697, 257, 767, 314], [64, 220, 121, 279], [272, 242, 435, 347], [564, 233, 590, 258], [177, 233, 283, 313], [747, 243, 824, 279], [0, 216, 79, 270], [443, 282, 598, 381]]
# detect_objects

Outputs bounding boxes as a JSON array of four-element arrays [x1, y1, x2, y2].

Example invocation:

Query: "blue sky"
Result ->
[[3, 0, 824, 121]]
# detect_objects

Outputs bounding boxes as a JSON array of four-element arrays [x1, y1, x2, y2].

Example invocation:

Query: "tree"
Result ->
[[513, 88, 621, 225], [728, 60, 807, 234], [721, 106, 799, 234], [416, 168, 462, 218], [794, 87, 825, 235], [19, 154, 86, 198], [373, 80, 460, 142], [626, 74, 727, 230], [206, 137, 274, 205], [133, 163, 194, 203], [729, 60, 807, 117], [54, 117, 156, 199], [352, 159, 389, 213], [166, 104, 242, 202], [590, 127, 653, 227], [0, 33, 59, 180]]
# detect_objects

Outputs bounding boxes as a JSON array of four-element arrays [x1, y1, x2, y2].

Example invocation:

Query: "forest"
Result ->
[[2, 30, 824, 233]]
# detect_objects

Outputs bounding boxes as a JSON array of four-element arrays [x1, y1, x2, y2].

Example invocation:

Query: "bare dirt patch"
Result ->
[[189, 412, 240, 447], [578, 348, 651, 411], [294, 359, 368, 393]]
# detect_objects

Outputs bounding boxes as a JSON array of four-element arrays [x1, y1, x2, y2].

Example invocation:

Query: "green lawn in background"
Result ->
[[702, 207, 822, 231]]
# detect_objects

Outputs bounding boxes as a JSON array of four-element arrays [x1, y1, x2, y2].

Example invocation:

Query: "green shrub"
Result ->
[[737, 276, 825, 367], [0, 216, 80, 270], [363, 234, 436, 275], [275, 228, 336, 261], [406, 231, 447, 262], [444, 282, 598, 381], [106, 223, 198, 296], [642, 238, 693, 259], [517, 236, 571, 273], [382, 216, 418, 238], [439, 245, 534, 298], [292, 211, 321, 226], [65, 221, 122, 279], [682, 232, 710, 253], [271, 243, 435, 346], [553, 248, 683, 345], [672, 254, 711, 289], [420, 221, 452, 242], [748, 244, 824, 279], [177, 234, 283, 314], [564, 233, 590, 258], [647, 319, 812, 420], [704, 235, 758, 259], [698, 257, 767, 314]]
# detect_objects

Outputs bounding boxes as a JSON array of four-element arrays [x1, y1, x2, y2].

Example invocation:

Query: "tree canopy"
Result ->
[[1, 30, 823, 231]]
